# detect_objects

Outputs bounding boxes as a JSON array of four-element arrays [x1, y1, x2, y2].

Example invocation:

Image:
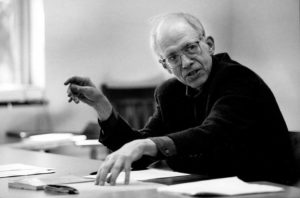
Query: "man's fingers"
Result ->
[[67, 86, 79, 103], [67, 86, 72, 95], [69, 84, 81, 94], [108, 159, 124, 185], [69, 84, 93, 97], [74, 97, 80, 103], [99, 166, 110, 186], [95, 167, 102, 185], [124, 160, 131, 185], [64, 76, 95, 87], [64, 76, 83, 85], [68, 97, 73, 103], [95, 167, 108, 185], [106, 173, 112, 184], [95, 158, 114, 186], [65, 77, 99, 105]]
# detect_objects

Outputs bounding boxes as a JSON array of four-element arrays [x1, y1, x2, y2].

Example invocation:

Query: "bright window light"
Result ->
[[0, 0, 45, 103]]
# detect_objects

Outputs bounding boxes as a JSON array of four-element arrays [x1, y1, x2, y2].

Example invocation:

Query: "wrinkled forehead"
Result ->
[[156, 18, 201, 56]]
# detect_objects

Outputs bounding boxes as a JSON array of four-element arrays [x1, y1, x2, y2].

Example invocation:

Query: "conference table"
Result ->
[[0, 146, 300, 198]]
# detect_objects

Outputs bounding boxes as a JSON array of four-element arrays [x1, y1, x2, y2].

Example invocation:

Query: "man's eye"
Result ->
[[186, 44, 198, 52], [167, 55, 178, 61]]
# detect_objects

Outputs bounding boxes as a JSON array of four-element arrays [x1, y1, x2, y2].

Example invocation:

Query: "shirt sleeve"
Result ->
[[98, 108, 118, 136], [97, 108, 138, 151], [150, 136, 177, 158]]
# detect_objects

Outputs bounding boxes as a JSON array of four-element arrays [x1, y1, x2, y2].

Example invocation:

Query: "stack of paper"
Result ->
[[0, 163, 54, 178], [157, 176, 283, 196]]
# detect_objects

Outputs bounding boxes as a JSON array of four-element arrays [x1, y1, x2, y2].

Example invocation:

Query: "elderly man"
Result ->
[[64, 13, 297, 186]]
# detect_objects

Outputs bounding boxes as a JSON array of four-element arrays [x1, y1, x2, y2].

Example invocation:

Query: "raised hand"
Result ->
[[64, 76, 113, 121]]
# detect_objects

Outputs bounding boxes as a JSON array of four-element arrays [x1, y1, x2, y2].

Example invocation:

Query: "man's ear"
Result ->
[[205, 36, 215, 55]]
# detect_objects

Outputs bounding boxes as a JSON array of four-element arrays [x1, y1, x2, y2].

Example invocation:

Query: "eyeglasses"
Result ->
[[159, 41, 202, 69]]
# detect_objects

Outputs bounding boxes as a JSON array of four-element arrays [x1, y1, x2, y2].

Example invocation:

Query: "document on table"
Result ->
[[9, 175, 94, 190], [0, 163, 55, 178], [12, 133, 86, 150], [68, 180, 164, 195], [157, 176, 284, 196], [85, 168, 189, 184]]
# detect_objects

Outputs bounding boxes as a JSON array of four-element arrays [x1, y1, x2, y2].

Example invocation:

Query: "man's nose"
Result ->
[[181, 54, 193, 69]]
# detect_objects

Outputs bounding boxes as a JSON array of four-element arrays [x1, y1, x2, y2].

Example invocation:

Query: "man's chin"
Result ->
[[186, 77, 207, 89]]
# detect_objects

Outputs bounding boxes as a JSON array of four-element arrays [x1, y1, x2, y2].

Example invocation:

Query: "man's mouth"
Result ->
[[186, 69, 201, 78]]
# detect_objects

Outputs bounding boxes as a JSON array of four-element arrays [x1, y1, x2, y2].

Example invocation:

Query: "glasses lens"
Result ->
[[166, 55, 179, 67], [164, 41, 200, 69], [185, 43, 200, 54]]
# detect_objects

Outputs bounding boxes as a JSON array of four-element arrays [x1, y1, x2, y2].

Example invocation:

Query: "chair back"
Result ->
[[101, 84, 156, 129]]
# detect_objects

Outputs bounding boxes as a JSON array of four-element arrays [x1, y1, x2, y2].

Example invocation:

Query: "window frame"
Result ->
[[0, 0, 45, 104]]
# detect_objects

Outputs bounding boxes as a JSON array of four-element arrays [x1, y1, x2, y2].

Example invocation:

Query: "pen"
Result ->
[[44, 184, 79, 194], [89, 171, 97, 175]]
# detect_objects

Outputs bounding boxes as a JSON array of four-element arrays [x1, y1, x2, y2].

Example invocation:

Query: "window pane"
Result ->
[[0, 0, 20, 86], [0, 0, 45, 102]]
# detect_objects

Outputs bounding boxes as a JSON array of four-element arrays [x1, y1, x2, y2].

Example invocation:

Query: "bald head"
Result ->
[[150, 13, 206, 57]]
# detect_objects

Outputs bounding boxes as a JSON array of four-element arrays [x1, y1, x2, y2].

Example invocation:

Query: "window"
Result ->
[[0, 0, 45, 104]]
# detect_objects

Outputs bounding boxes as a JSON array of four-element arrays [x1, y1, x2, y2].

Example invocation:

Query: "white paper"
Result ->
[[64, 180, 164, 198], [0, 163, 55, 178], [157, 176, 283, 196], [13, 133, 86, 150], [75, 139, 102, 146], [28, 133, 75, 141], [85, 168, 189, 183]]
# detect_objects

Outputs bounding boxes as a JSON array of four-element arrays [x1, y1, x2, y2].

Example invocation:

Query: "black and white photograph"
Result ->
[[0, 0, 299, 197]]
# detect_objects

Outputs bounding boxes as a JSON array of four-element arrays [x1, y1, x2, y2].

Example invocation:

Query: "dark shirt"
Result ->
[[98, 53, 297, 185]]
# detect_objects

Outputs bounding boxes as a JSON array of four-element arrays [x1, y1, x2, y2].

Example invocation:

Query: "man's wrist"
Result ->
[[96, 102, 113, 121], [150, 136, 177, 158], [141, 139, 158, 157]]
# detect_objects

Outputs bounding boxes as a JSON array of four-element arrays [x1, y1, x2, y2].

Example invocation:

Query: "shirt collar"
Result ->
[[185, 85, 202, 98]]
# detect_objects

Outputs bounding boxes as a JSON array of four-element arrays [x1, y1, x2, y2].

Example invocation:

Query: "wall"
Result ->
[[0, 0, 299, 139], [43, 0, 232, 132], [229, 0, 300, 131]]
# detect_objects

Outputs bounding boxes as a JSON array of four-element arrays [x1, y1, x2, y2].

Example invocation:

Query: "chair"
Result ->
[[101, 84, 156, 129], [289, 131, 300, 181]]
